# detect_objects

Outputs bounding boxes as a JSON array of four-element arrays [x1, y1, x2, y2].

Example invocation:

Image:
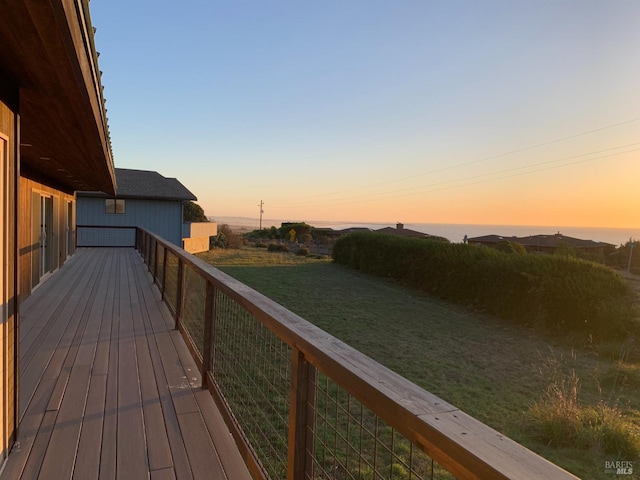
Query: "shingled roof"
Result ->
[[468, 233, 614, 249], [376, 223, 430, 238], [78, 168, 197, 201]]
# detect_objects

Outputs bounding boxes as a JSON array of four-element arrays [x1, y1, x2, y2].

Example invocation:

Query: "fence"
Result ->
[[135, 227, 578, 480]]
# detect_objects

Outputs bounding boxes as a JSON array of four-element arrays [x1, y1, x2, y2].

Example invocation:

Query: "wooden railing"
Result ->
[[76, 225, 136, 248], [135, 227, 579, 480]]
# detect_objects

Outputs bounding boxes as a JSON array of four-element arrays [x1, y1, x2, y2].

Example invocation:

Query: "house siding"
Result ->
[[77, 196, 184, 247], [18, 176, 75, 301], [0, 88, 18, 463], [1, 0, 117, 470]]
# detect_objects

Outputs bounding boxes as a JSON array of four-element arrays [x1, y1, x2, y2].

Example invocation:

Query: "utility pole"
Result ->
[[258, 200, 264, 230], [628, 242, 636, 273]]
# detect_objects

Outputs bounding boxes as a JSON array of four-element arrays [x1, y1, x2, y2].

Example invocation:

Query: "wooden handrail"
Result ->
[[135, 227, 579, 480]]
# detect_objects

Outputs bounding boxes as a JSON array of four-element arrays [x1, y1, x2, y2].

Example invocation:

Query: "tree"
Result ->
[[279, 222, 312, 241], [215, 224, 243, 249], [245, 226, 278, 240], [607, 238, 640, 270], [183, 201, 208, 222]]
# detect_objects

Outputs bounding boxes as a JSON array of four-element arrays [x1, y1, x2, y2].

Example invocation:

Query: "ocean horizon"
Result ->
[[212, 215, 640, 247]]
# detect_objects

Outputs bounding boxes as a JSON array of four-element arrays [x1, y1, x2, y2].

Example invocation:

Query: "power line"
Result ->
[[298, 115, 640, 201], [271, 142, 640, 208]]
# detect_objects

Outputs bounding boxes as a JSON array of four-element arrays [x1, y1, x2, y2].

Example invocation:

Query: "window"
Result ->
[[105, 199, 125, 214]]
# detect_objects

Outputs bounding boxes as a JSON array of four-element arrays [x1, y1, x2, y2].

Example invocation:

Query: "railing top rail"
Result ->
[[137, 228, 579, 480], [76, 224, 138, 229]]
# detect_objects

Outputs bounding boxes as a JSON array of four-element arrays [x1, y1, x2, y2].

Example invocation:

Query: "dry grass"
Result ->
[[525, 356, 640, 458], [198, 246, 329, 267]]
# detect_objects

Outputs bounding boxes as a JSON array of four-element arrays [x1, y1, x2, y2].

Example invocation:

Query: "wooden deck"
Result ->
[[1, 248, 251, 480]]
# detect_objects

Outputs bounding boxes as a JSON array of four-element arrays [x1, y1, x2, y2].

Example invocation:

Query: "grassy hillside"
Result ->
[[198, 247, 640, 479]]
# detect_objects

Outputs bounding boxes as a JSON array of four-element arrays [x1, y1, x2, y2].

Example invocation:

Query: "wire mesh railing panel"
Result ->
[[143, 235, 149, 263], [155, 243, 165, 286], [148, 239, 156, 277], [134, 229, 576, 480], [309, 373, 456, 480], [214, 290, 292, 479], [145, 235, 153, 271], [164, 250, 179, 313], [182, 266, 206, 356]]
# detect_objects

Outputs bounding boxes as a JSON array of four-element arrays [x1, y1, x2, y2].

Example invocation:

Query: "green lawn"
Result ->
[[198, 247, 640, 479]]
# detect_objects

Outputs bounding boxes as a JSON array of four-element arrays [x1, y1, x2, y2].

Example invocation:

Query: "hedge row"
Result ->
[[332, 232, 638, 339]]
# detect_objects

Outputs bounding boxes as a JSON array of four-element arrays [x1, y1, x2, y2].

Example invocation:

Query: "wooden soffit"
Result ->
[[0, 0, 116, 194]]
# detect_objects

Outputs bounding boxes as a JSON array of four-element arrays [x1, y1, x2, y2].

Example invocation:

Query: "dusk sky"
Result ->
[[91, 1, 640, 228]]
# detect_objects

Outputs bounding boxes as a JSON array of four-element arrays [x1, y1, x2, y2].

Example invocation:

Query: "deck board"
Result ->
[[73, 373, 106, 480], [2, 248, 250, 480]]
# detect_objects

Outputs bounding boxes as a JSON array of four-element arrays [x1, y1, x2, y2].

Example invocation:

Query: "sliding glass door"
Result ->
[[31, 192, 55, 288]]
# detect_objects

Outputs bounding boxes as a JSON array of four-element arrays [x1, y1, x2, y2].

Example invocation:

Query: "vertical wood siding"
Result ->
[[18, 177, 75, 301], [0, 96, 17, 462], [77, 197, 184, 247]]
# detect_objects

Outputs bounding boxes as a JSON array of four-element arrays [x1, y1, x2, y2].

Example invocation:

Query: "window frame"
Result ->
[[105, 198, 125, 214]]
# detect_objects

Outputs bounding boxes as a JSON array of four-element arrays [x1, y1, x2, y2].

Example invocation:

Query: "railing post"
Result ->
[[288, 348, 317, 480], [201, 280, 216, 388], [174, 259, 184, 331]]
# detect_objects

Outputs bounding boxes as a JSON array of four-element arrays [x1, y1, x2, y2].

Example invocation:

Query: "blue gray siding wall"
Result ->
[[76, 196, 184, 246]]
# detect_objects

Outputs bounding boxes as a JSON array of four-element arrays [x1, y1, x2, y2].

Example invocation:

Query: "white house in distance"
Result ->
[[76, 168, 204, 248]]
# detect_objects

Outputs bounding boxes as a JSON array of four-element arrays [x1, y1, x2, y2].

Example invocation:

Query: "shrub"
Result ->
[[299, 234, 313, 245], [216, 224, 243, 249], [555, 243, 605, 264], [296, 247, 310, 256], [245, 226, 279, 240], [493, 240, 527, 254], [332, 232, 638, 339]]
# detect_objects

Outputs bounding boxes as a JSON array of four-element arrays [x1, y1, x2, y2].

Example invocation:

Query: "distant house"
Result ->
[[77, 168, 196, 247], [377, 223, 427, 238], [376, 223, 447, 241], [468, 232, 615, 255]]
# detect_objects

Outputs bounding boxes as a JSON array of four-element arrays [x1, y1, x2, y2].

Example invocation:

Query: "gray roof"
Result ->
[[78, 168, 197, 201], [468, 233, 614, 249], [376, 226, 428, 238]]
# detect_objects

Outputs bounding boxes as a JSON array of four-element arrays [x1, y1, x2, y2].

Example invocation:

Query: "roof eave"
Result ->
[[0, 0, 116, 194]]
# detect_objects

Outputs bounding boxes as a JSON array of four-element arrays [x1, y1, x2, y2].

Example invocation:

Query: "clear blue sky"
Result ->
[[91, 1, 640, 228]]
